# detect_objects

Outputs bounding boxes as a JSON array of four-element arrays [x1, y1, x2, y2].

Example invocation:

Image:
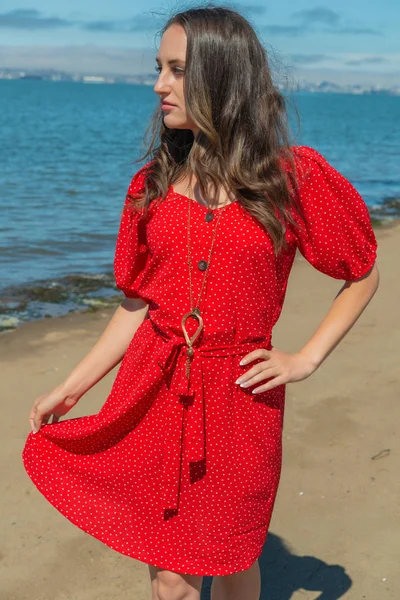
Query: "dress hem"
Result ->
[[22, 443, 263, 577]]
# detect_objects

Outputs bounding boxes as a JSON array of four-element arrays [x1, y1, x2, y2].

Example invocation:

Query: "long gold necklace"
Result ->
[[180, 182, 228, 380]]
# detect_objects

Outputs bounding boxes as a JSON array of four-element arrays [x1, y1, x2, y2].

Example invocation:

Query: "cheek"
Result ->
[[175, 86, 185, 109]]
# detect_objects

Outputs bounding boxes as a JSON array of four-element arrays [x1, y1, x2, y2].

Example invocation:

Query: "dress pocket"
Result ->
[[234, 357, 286, 449], [231, 358, 285, 535]]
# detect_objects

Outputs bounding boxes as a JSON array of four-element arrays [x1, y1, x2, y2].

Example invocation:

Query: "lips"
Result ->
[[161, 101, 176, 107]]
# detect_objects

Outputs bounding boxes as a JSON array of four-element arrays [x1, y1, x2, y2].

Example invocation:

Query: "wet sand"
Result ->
[[1, 222, 398, 599]]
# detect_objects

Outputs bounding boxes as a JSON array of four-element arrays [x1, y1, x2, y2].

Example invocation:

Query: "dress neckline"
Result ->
[[169, 185, 238, 212]]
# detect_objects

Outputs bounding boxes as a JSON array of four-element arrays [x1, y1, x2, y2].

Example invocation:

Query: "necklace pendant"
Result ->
[[181, 309, 203, 351], [181, 310, 203, 380]]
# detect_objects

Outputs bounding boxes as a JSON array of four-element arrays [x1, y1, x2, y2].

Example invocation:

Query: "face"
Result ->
[[154, 24, 199, 136]]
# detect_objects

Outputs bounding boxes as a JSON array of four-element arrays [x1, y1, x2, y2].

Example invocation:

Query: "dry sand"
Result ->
[[1, 222, 398, 600]]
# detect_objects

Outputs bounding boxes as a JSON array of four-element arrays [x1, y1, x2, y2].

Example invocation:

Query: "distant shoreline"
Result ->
[[1, 75, 399, 96]]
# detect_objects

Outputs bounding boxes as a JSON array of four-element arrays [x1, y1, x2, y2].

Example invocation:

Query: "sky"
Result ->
[[0, 0, 399, 85]]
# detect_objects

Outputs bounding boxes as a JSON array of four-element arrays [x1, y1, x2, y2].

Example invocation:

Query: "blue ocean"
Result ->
[[1, 80, 399, 331]]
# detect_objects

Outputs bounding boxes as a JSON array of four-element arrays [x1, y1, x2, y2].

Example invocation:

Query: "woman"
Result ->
[[22, 5, 379, 600]]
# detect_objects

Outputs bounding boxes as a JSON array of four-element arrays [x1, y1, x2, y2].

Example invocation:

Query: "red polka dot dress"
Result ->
[[22, 146, 378, 576]]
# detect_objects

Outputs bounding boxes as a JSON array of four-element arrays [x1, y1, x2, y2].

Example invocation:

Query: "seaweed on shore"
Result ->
[[369, 196, 400, 221], [0, 272, 124, 333]]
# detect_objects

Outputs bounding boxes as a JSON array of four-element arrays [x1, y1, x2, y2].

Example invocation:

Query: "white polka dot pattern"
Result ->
[[21, 145, 378, 576], [289, 146, 378, 280]]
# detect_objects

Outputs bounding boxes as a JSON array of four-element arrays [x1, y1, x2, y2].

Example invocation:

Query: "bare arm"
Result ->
[[59, 297, 149, 402], [236, 263, 380, 392], [298, 262, 380, 369], [29, 297, 149, 432]]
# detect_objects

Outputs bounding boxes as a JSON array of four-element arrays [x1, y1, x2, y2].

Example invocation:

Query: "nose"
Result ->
[[153, 72, 170, 96]]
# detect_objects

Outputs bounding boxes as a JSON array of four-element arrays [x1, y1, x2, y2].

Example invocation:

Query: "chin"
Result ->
[[162, 116, 192, 130]]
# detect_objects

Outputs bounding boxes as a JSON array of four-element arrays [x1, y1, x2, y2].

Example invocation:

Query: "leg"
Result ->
[[147, 564, 204, 600], [210, 559, 261, 600], [148, 564, 159, 600]]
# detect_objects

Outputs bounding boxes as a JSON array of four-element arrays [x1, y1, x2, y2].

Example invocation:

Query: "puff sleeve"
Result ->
[[113, 166, 150, 298], [290, 146, 378, 281]]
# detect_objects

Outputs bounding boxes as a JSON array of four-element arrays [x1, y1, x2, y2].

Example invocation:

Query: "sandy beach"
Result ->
[[1, 221, 398, 600]]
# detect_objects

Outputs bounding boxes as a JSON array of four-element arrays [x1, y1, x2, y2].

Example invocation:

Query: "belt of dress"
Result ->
[[151, 319, 272, 520]]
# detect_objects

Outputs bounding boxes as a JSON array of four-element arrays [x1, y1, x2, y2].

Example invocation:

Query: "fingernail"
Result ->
[[235, 379, 242, 385], [32, 427, 38, 434], [239, 360, 246, 365]]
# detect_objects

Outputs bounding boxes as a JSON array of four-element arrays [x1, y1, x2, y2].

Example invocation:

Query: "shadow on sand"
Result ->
[[201, 532, 352, 599]]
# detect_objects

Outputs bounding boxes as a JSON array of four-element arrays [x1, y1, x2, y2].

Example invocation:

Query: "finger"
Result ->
[[29, 412, 39, 433], [29, 403, 38, 423], [29, 398, 44, 431], [236, 359, 279, 383], [238, 367, 281, 388], [31, 407, 44, 433], [236, 363, 266, 384], [252, 376, 286, 394], [240, 348, 271, 366]]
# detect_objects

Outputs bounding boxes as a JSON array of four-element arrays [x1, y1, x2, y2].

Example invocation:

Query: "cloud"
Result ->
[[335, 27, 381, 36], [263, 25, 304, 36], [82, 13, 161, 33], [0, 8, 74, 30], [261, 5, 381, 37], [291, 52, 393, 72], [289, 54, 337, 65], [0, 8, 162, 34], [288, 52, 392, 70], [0, 6, 382, 39], [345, 56, 388, 66], [83, 20, 119, 33], [293, 7, 340, 27]]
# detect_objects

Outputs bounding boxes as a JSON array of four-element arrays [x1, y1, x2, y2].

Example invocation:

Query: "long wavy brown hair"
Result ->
[[129, 4, 305, 254]]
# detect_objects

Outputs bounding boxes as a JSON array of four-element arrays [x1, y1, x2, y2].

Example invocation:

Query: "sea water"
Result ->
[[1, 80, 399, 330]]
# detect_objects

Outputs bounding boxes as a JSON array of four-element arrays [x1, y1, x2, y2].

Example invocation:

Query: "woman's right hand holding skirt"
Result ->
[[29, 385, 79, 433]]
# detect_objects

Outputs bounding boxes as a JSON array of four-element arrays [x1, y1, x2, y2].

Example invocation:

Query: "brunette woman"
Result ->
[[23, 6, 379, 600]]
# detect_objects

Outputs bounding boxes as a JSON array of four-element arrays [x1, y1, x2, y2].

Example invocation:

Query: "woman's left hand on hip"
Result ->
[[235, 346, 317, 393]]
